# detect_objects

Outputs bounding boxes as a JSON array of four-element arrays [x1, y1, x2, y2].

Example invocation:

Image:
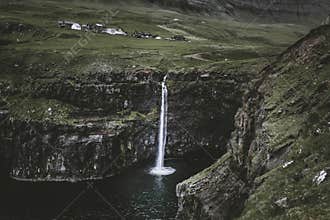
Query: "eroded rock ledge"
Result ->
[[176, 25, 330, 219], [0, 68, 251, 181]]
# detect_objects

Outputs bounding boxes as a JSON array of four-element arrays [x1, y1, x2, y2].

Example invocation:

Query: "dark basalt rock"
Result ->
[[176, 153, 249, 220], [176, 25, 330, 219], [6, 118, 156, 182], [0, 69, 247, 181]]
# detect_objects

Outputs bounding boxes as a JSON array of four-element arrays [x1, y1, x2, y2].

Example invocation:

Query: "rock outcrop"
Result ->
[[0, 68, 250, 181], [176, 25, 330, 219]]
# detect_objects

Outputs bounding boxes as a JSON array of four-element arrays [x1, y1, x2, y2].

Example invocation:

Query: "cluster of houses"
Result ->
[[132, 31, 161, 39], [58, 20, 127, 36], [131, 31, 187, 41], [57, 20, 187, 41]]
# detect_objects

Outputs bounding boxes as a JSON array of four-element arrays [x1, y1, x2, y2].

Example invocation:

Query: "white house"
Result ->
[[71, 23, 81, 30], [102, 28, 127, 36]]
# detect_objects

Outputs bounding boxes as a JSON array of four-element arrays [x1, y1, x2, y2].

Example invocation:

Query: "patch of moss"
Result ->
[[6, 95, 76, 124], [240, 134, 330, 220], [238, 29, 330, 219]]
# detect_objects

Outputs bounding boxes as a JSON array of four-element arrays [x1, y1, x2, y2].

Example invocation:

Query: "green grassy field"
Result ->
[[0, 0, 310, 75]]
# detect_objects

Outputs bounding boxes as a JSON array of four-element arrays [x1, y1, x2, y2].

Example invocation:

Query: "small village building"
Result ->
[[102, 28, 127, 36], [58, 20, 75, 28], [172, 35, 187, 41], [132, 31, 155, 39], [81, 24, 89, 31], [95, 23, 104, 32], [71, 23, 81, 30]]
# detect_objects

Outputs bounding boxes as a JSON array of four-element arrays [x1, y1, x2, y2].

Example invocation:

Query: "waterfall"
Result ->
[[156, 75, 168, 168], [150, 75, 176, 176]]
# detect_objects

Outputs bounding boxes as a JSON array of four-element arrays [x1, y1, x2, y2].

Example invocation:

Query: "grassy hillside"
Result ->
[[0, 0, 309, 76], [239, 25, 330, 219]]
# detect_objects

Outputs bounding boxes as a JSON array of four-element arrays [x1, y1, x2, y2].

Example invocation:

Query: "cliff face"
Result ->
[[176, 25, 330, 219], [0, 68, 250, 181], [0, 0, 276, 182]]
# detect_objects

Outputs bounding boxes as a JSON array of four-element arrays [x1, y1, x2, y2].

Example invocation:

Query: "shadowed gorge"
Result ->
[[0, 0, 330, 219]]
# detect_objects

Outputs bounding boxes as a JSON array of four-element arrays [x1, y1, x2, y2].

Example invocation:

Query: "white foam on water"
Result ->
[[149, 167, 176, 176]]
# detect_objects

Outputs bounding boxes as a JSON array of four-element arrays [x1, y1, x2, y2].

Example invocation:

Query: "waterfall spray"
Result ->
[[150, 75, 176, 176]]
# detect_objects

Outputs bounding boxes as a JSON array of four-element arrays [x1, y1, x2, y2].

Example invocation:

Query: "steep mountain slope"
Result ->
[[176, 24, 330, 219], [147, 0, 330, 24]]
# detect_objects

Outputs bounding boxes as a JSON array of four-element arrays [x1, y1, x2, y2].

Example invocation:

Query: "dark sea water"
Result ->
[[0, 157, 211, 220]]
